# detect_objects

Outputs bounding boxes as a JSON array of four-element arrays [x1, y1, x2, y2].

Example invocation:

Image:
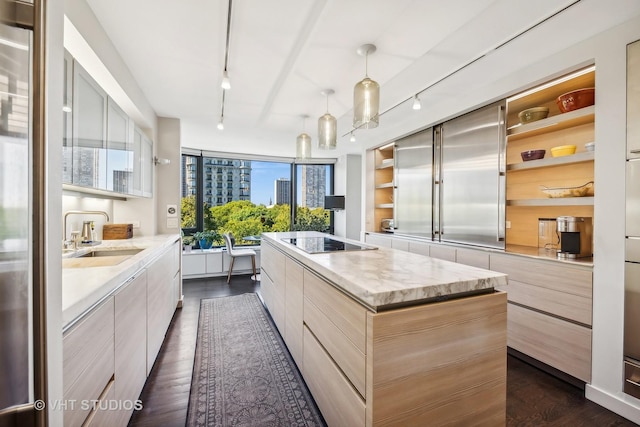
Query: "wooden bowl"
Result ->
[[521, 149, 546, 161]]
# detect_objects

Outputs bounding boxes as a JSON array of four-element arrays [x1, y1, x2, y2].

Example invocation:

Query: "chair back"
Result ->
[[223, 232, 235, 256]]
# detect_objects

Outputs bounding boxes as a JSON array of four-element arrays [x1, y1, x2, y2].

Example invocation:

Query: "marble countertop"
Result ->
[[62, 234, 180, 329], [262, 231, 507, 311]]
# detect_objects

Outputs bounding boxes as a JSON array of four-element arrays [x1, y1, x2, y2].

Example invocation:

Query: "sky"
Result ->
[[250, 161, 291, 206]]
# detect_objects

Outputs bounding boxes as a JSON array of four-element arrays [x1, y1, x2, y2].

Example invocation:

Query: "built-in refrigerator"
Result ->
[[436, 101, 506, 249], [0, 5, 42, 426], [624, 38, 640, 399], [394, 128, 433, 238]]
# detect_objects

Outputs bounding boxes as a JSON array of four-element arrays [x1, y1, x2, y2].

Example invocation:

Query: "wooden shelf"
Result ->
[[376, 203, 394, 209], [507, 151, 594, 171], [507, 197, 594, 207], [376, 182, 394, 189], [507, 105, 594, 141], [376, 163, 393, 170]]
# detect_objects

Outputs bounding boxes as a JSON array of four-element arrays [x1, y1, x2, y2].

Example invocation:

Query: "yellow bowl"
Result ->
[[550, 145, 576, 157]]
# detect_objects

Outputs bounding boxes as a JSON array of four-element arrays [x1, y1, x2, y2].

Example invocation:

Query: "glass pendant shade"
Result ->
[[353, 76, 380, 129], [318, 112, 337, 149], [296, 132, 312, 159]]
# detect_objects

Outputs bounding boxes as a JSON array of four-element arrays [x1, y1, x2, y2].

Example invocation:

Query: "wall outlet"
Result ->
[[131, 220, 141, 228], [505, 220, 511, 229]]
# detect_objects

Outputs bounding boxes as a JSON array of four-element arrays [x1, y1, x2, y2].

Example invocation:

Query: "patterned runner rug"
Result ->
[[187, 293, 325, 426]]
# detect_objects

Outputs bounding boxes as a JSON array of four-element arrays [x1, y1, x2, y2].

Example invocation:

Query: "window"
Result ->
[[180, 154, 334, 247]]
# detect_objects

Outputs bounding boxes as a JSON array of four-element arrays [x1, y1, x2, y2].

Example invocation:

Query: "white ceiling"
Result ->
[[80, 0, 640, 158]]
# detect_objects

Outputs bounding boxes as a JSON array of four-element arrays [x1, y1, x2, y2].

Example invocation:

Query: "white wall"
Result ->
[[334, 154, 362, 240], [155, 117, 182, 235], [356, 12, 640, 423]]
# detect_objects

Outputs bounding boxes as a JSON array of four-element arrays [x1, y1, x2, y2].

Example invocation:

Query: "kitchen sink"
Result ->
[[77, 248, 144, 258]]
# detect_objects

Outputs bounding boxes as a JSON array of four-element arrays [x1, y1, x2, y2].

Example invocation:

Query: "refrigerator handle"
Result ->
[[497, 105, 506, 242], [433, 125, 442, 240]]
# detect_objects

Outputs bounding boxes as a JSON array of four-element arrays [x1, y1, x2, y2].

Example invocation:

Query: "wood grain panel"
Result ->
[[456, 247, 490, 269], [260, 240, 286, 286], [64, 337, 114, 427], [303, 327, 366, 427], [260, 267, 274, 312], [147, 246, 177, 375], [505, 278, 592, 325], [506, 161, 594, 200], [63, 298, 114, 398], [285, 258, 304, 367], [506, 122, 594, 165], [507, 303, 591, 382], [83, 379, 117, 427], [490, 253, 592, 298], [303, 271, 367, 353], [506, 205, 594, 247], [366, 292, 507, 426], [114, 271, 148, 427], [304, 294, 366, 397]]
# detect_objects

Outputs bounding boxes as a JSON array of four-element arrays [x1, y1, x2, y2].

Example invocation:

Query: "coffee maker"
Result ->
[[556, 216, 593, 259]]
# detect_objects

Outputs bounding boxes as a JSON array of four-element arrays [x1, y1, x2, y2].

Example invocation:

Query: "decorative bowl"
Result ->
[[540, 181, 594, 198], [585, 142, 595, 152], [521, 149, 546, 161], [550, 144, 577, 157], [556, 88, 595, 113], [518, 107, 549, 124]]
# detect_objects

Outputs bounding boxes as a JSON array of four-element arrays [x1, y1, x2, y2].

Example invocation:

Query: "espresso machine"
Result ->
[[556, 216, 593, 259]]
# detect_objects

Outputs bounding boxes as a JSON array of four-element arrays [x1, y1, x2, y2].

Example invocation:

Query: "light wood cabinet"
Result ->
[[284, 258, 304, 367], [260, 241, 286, 331], [263, 240, 507, 426], [303, 327, 366, 427], [366, 143, 395, 233], [146, 242, 180, 374], [491, 253, 592, 381], [114, 270, 147, 426], [63, 298, 114, 427], [304, 270, 367, 397], [505, 66, 595, 247]]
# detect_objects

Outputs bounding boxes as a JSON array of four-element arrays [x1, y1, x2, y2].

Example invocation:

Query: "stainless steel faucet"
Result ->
[[63, 210, 110, 244]]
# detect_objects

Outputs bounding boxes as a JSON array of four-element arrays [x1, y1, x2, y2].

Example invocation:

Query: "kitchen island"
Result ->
[[261, 231, 508, 426]]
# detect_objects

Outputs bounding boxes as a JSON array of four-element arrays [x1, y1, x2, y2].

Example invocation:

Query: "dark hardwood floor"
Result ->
[[129, 276, 638, 427]]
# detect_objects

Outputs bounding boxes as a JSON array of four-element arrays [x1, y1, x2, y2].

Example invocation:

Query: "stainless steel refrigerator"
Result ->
[[625, 38, 640, 399], [394, 128, 433, 238], [436, 100, 506, 249], [0, 4, 44, 425]]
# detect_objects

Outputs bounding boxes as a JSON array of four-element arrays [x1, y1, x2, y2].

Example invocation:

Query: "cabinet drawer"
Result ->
[[285, 258, 304, 367], [261, 241, 286, 285], [304, 270, 367, 353], [304, 290, 366, 396], [182, 253, 206, 275], [429, 245, 456, 262], [507, 303, 591, 381], [63, 296, 115, 427], [507, 279, 592, 325], [303, 327, 366, 427], [260, 267, 274, 312], [456, 248, 490, 269], [83, 379, 117, 427], [491, 254, 592, 298]]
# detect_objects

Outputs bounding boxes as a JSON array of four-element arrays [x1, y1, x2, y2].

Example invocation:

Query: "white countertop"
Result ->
[[62, 234, 180, 329], [262, 231, 507, 311]]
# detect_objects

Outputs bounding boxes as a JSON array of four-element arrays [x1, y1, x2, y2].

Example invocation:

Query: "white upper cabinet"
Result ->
[[65, 54, 153, 198], [72, 60, 108, 189], [106, 98, 132, 193]]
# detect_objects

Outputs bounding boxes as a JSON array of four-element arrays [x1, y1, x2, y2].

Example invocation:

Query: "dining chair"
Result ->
[[223, 232, 257, 284]]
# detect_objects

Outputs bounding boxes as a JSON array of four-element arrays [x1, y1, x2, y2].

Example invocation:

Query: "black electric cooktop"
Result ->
[[282, 237, 377, 254]]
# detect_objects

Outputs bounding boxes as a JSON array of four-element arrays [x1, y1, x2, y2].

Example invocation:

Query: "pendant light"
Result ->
[[353, 44, 380, 129], [296, 115, 312, 159], [318, 89, 337, 150], [350, 131, 356, 142]]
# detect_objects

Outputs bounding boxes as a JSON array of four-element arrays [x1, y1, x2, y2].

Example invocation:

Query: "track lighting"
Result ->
[[221, 70, 231, 90], [412, 94, 421, 110], [217, 117, 224, 130], [350, 132, 356, 142]]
